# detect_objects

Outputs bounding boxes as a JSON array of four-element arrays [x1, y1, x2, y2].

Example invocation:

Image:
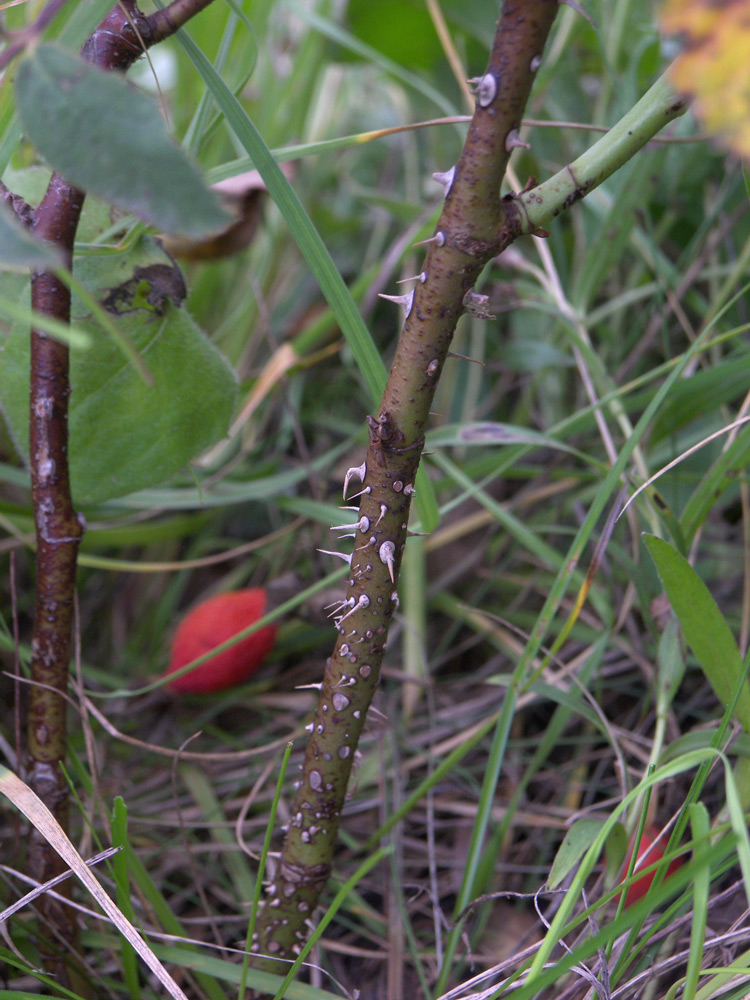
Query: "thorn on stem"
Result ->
[[505, 128, 530, 152], [558, 0, 594, 25], [378, 289, 415, 317], [471, 72, 497, 108], [414, 231, 445, 248], [378, 540, 396, 583], [317, 548, 353, 565], [330, 515, 369, 534], [432, 166, 456, 197], [335, 594, 370, 627], [447, 351, 486, 366], [343, 461, 367, 499]]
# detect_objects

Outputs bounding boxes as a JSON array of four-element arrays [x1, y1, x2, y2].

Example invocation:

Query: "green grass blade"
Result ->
[[644, 534, 750, 733], [172, 27, 386, 404], [110, 798, 141, 1000], [682, 803, 710, 1000]]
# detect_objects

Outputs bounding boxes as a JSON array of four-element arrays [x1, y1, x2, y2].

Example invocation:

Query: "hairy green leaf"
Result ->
[[0, 240, 237, 504], [0, 202, 61, 270], [15, 45, 229, 238]]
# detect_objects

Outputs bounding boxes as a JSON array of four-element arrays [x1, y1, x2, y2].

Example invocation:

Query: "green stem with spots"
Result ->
[[253, 0, 560, 968], [253, 1, 692, 985]]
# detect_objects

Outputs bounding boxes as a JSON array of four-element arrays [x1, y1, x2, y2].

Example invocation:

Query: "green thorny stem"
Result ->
[[253, 0, 690, 978], [252, 0, 560, 970], [17, 0, 217, 986]]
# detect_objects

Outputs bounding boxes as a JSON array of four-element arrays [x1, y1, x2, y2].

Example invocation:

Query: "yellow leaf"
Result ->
[[661, 0, 750, 157]]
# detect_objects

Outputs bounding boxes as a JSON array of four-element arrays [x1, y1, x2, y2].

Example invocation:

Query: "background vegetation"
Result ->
[[2, 0, 750, 998]]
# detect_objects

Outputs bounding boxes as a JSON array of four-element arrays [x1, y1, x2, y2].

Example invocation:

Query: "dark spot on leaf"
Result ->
[[101, 261, 186, 315]]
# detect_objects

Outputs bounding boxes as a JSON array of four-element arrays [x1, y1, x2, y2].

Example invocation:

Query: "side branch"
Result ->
[[146, 0, 217, 43], [512, 72, 688, 230], [1, 179, 33, 224]]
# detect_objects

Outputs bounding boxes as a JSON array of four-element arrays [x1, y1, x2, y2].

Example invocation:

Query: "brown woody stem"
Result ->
[[25, 175, 86, 986], [20, 0, 215, 985]]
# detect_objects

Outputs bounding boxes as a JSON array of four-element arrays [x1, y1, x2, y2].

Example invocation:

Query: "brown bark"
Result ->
[[16, 0, 213, 984]]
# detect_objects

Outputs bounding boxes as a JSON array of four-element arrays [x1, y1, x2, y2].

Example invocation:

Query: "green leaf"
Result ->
[[348, 1, 443, 71], [603, 822, 629, 885], [0, 240, 237, 504], [110, 798, 140, 1000], [174, 32, 386, 402], [0, 202, 61, 270], [549, 818, 607, 889], [644, 534, 750, 732], [683, 802, 710, 1000], [14, 45, 229, 238]]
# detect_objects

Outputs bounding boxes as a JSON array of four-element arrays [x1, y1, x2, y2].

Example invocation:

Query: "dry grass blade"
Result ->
[[0, 766, 190, 1000]]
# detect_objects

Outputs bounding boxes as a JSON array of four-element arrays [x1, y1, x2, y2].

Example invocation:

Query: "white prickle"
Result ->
[[379, 540, 396, 582], [345, 485, 371, 501], [336, 594, 370, 627], [330, 515, 369, 533], [317, 548, 353, 565], [378, 289, 415, 317], [474, 73, 497, 107], [343, 461, 366, 499], [327, 597, 355, 618], [331, 519, 357, 531], [505, 128, 530, 152], [414, 230, 446, 248], [432, 166, 455, 197]]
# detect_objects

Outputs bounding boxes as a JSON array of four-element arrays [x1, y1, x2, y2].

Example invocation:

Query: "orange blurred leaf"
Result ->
[[661, 0, 750, 157]]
